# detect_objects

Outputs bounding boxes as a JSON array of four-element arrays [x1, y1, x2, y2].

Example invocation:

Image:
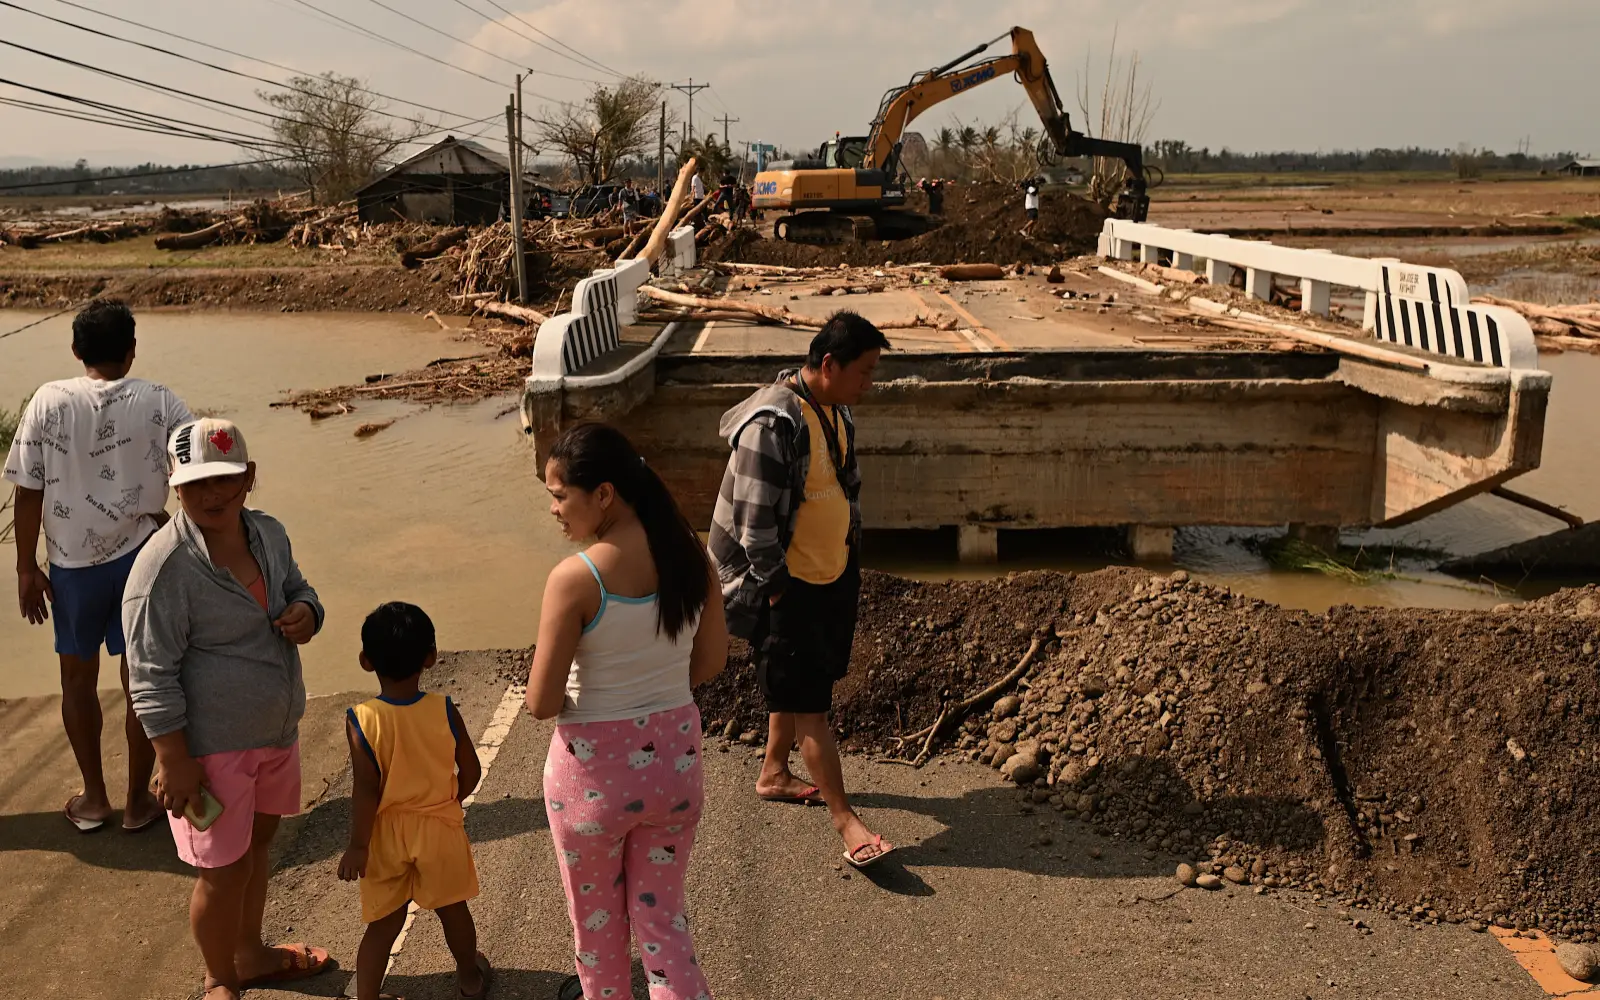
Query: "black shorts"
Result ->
[[753, 558, 860, 715], [1026, 207, 1040, 221]]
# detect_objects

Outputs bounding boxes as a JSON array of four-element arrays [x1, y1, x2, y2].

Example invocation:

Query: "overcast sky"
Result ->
[[2, 0, 1595, 169]]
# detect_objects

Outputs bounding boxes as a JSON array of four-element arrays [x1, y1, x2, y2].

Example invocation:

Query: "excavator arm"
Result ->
[[864, 26, 1149, 221]]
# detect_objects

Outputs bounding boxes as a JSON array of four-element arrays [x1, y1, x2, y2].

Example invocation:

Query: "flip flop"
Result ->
[[460, 952, 493, 999], [64, 795, 107, 833], [238, 943, 331, 989], [557, 974, 584, 1000], [759, 784, 824, 806], [843, 835, 895, 870], [121, 808, 163, 833]]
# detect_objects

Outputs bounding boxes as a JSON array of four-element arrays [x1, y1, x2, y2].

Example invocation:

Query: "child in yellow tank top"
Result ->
[[338, 603, 491, 1000]]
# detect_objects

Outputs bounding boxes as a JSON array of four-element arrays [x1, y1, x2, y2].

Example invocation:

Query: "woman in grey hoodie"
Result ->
[[122, 418, 331, 1000]]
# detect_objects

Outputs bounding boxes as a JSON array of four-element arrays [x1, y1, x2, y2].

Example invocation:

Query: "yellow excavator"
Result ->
[[753, 26, 1152, 243]]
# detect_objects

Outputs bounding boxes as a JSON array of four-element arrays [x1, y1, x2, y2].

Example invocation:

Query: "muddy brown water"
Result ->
[[2, 310, 1598, 699]]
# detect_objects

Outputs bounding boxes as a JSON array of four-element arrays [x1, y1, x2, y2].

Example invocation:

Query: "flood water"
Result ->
[[2, 310, 1597, 700]]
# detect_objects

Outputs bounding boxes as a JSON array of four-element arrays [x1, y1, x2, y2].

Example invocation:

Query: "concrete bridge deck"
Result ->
[[524, 259, 1550, 562]]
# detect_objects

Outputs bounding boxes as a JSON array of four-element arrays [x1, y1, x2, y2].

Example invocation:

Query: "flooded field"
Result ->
[[2, 310, 1597, 700]]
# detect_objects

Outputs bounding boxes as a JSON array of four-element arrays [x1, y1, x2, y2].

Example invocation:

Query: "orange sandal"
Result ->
[[238, 943, 331, 989]]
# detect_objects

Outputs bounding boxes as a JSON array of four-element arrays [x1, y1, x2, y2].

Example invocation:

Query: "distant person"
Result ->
[[691, 170, 707, 203], [339, 603, 490, 1000], [713, 174, 737, 217], [1022, 179, 1041, 236], [123, 418, 331, 1000], [616, 178, 641, 226], [526, 423, 727, 1000], [4, 299, 191, 835], [928, 178, 945, 216], [708, 312, 895, 869]]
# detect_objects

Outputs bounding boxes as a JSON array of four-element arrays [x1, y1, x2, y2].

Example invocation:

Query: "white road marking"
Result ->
[[691, 320, 718, 354], [347, 681, 528, 995]]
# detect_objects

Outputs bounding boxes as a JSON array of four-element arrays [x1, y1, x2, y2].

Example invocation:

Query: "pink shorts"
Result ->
[[168, 743, 302, 869]]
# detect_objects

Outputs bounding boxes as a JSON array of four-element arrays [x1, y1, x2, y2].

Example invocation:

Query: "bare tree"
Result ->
[[1076, 28, 1159, 203], [677, 134, 735, 186], [259, 73, 427, 203], [533, 76, 666, 184]]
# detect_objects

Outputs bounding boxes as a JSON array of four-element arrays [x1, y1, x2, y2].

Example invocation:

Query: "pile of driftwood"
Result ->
[[0, 220, 151, 249], [1475, 295, 1600, 353]]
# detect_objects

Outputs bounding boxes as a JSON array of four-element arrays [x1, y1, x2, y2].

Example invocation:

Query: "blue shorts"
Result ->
[[50, 543, 144, 659]]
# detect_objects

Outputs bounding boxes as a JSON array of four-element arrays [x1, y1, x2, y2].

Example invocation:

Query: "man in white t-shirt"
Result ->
[[1022, 180, 1041, 237], [4, 300, 192, 833], [691, 171, 707, 203]]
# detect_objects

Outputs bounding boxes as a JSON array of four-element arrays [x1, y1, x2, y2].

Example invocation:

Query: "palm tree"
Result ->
[[677, 134, 734, 188]]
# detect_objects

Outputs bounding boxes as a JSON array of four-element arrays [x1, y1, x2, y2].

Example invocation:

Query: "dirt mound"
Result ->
[[705, 182, 1108, 268], [697, 567, 1600, 941]]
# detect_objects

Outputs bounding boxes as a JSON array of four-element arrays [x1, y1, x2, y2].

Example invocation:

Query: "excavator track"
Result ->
[[773, 210, 935, 245], [773, 212, 866, 245]]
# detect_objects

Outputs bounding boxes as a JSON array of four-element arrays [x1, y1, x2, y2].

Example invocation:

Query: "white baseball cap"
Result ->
[[168, 417, 250, 486]]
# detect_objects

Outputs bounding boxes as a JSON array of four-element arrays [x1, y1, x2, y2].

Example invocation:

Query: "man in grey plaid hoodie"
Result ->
[[708, 312, 896, 868]]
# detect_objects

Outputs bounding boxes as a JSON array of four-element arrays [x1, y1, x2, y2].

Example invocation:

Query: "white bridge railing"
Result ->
[[530, 225, 696, 380], [1099, 220, 1537, 370]]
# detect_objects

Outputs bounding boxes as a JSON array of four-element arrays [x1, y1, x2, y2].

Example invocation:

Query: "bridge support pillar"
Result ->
[[957, 524, 999, 564]]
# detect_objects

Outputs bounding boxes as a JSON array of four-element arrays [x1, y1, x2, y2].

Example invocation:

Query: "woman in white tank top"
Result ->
[[525, 423, 727, 1000]]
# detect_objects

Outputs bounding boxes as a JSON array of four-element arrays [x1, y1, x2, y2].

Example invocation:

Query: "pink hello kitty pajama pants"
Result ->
[[544, 703, 711, 1000]]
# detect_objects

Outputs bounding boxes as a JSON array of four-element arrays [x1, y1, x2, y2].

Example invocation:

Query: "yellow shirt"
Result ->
[[349, 692, 464, 824], [786, 399, 851, 585]]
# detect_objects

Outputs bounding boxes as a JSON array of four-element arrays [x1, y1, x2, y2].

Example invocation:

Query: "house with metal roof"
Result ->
[[354, 136, 538, 224], [1558, 159, 1600, 177]]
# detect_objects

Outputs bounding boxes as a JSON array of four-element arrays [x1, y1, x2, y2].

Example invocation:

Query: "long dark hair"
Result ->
[[547, 423, 709, 641]]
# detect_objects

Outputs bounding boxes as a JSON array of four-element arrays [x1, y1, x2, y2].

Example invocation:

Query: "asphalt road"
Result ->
[[0, 651, 1548, 1000]]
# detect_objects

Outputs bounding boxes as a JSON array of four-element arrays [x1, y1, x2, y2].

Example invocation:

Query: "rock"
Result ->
[[1246, 681, 1270, 695], [1079, 674, 1108, 699], [991, 743, 1016, 768], [722, 720, 739, 739], [1223, 866, 1249, 885], [993, 695, 1022, 720], [1076, 793, 1097, 814], [1001, 747, 1043, 785], [1557, 943, 1599, 982], [1171, 570, 1190, 584], [1176, 863, 1197, 887], [1195, 874, 1223, 890], [1467, 921, 1487, 933]]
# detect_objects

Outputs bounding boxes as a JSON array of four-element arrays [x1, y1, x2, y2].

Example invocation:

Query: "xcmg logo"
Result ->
[[950, 64, 997, 94], [754, 180, 779, 196]]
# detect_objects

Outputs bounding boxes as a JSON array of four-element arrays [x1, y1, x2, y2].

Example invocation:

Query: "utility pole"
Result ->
[[658, 100, 666, 195], [669, 79, 709, 143], [715, 113, 740, 145], [505, 97, 529, 305]]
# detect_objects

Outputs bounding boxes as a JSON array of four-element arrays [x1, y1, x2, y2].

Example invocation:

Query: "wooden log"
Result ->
[[477, 301, 551, 326], [154, 219, 231, 250], [399, 226, 470, 268], [639, 285, 802, 324], [616, 225, 650, 262], [1186, 302, 1431, 371], [1142, 263, 1205, 285], [940, 263, 1007, 281], [632, 157, 697, 265]]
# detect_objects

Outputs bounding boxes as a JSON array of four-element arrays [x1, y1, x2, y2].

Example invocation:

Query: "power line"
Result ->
[[0, 36, 479, 150], [41, 0, 476, 120], [272, 0, 508, 90], [0, 156, 291, 191], [355, 0, 600, 87], [1, 1, 472, 131], [467, 0, 625, 79], [445, 0, 624, 82], [0, 80, 292, 151]]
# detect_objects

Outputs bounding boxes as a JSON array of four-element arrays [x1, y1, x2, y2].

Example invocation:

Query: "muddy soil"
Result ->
[[706, 182, 1109, 268], [697, 566, 1600, 942]]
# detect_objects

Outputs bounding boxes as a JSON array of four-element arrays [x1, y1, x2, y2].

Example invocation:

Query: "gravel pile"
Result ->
[[697, 566, 1600, 941]]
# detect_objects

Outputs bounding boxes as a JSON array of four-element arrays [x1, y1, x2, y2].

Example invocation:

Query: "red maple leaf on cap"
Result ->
[[208, 429, 235, 455]]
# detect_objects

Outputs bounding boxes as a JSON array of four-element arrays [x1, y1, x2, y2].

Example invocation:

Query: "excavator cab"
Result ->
[[820, 137, 870, 170]]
